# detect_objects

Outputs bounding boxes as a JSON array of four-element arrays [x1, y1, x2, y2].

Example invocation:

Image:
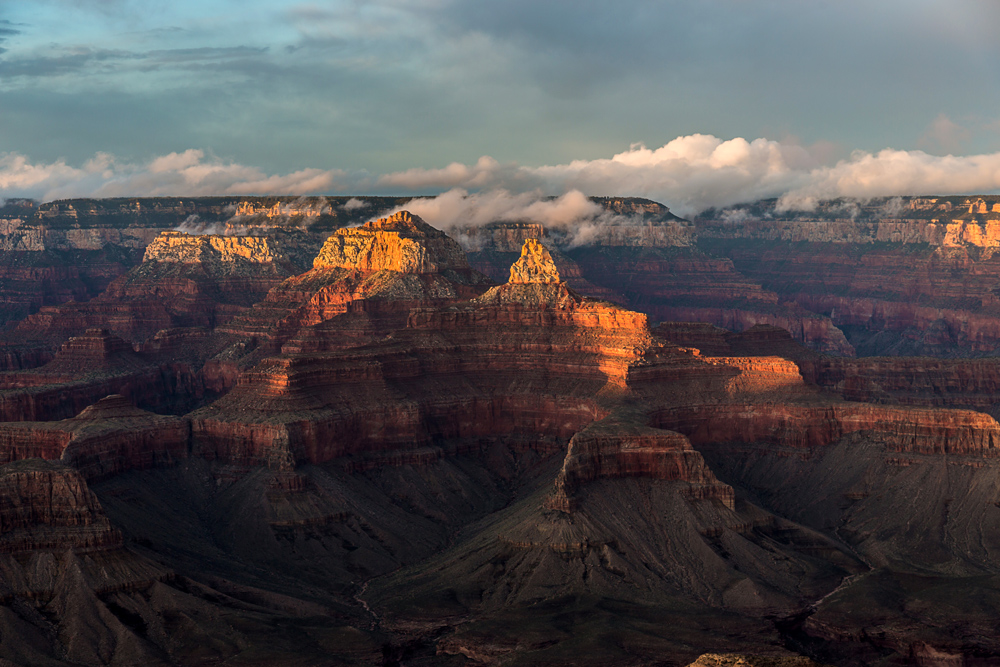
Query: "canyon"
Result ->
[[2, 196, 1000, 665]]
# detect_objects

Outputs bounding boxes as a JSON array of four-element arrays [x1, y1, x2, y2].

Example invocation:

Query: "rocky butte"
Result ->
[[4, 199, 1000, 664]]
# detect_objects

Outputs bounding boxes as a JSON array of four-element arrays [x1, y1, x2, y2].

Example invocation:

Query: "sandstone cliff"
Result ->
[[0, 395, 188, 480], [216, 211, 493, 364], [548, 413, 735, 512], [314, 211, 471, 273], [0, 329, 202, 422], [697, 195, 1000, 356], [0, 459, 122, 553]]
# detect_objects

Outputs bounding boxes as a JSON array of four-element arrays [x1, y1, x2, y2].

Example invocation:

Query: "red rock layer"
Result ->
[[654, 402, 1000, 457], [697, 235, 1000, 355], [659, 305, 853, 356], [0, 250, 138, 331], [195, 237, 1000, 477], [0, 330, 202, 422], [627, 347, 1000, 458], [466, 243, 855, 355], [655, 323, 821, 361], [5, 231, 306, 353], [220, 266, 491, 351], [0, 395, 188, 480], [191, 241, 648, 466], [0, 459, 122, 553], [549, 416, 735, 512], [800, 355, 1000, 413], [218, 212, 493, 357]]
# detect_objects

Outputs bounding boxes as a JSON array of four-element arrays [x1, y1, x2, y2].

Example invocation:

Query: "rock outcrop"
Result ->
[[548, 414, 735, 512], [314, 211, 470, 273], [0, 395, 188, 480], [193, 240, 649, 466], [0, 329, 202, 422], [216, 211, 494, 362], [0, 459, 122, 553], [143, 230, 287, 265], [508, 238, 561, 283], [697, 195, 1000, 356], [800, 355, 1000, 415]]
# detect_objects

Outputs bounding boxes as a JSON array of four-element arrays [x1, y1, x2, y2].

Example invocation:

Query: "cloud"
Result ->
[[776, 148, 1000, 211], [4, 134, 1000, 219], [0, 47, 135, 78], [385, 188, 600, 230], [373, 135, 819, 214], [0, 149, 349, 200], [341, 197, 369, 210], [382, 188, 641, 248], [376, 135, 1000, 215], [0, 19, 20, 54], [376, 156, 510, 190]]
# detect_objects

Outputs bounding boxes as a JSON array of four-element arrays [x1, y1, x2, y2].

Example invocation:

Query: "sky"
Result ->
[[1, 0, 1000, 215]]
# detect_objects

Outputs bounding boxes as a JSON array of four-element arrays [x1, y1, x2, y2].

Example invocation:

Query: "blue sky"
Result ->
[[1, 0, 999, 211]]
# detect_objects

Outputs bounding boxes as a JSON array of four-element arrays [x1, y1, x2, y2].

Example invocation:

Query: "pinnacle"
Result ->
[[508, 238, 561, 284]]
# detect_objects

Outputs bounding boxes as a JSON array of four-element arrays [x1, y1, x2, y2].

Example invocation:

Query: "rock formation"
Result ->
[[5, 195, 1000, 664], [0, 394, 188, 480], [0, 459, 122, 553], [313, 210, 471, 273], [508, 237, 561, 283], [698, 195, 1000, 356], [548, 413, 735, 512], [0, 328, 202, 422]]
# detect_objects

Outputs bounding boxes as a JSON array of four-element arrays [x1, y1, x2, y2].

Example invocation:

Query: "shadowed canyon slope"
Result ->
[[4, 199, 1000, 665]]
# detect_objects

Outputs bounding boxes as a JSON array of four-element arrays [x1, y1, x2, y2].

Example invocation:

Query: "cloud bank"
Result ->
[[0, 149, 347, 202], [3, 135, 1000, 218]]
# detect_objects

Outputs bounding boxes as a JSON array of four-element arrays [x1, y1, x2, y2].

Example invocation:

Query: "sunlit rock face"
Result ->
[[10, 194, 1000, 664], [508, 238, 561, 284], [143, 231, 282, 264], [313, 211, 470, 273]]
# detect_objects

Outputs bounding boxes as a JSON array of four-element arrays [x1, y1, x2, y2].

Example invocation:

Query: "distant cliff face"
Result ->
[[143, 231, 282, 264], [696, 195, 1000, 356], [0, 459, 122, 553], [313, 211, 471, 272], [698, 195, 1000, 248]]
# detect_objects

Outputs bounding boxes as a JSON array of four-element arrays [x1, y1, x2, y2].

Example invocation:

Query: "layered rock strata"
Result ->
[[7, 199, 1000, 663], [2, 230, 314, 365], [697, 195, 1000, 356], [548, 414, 735, 512], [0, 329, 202, 422], [217, 211, 493, 359], [192, 239, 643, 466], [0, 459, 122, 553], [0, 395, 188, 480]]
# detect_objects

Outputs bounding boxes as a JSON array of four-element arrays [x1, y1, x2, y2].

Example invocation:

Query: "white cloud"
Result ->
[[3, 135, 1000, 218], [0, 150, 349, 201], [385, 188, 602, 230], [377, 135, 1000, 215], [382, 188, 643, 247], [341, 197, 370, 210]]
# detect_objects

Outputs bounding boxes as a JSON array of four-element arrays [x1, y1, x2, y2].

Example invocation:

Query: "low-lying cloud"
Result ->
[[0, 149, 347, 201], [3, 135, 1000, 219], [382, 188, 625, 247], [382, 136, 1000, 215]]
